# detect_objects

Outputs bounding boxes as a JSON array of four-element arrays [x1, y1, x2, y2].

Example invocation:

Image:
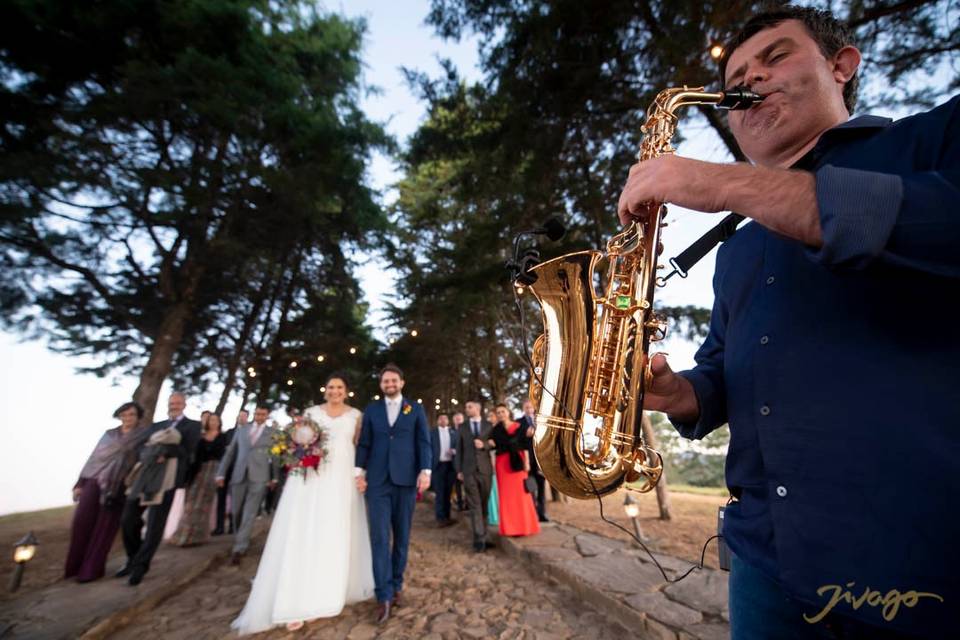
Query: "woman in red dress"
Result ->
[[489, 404, 540, 537]]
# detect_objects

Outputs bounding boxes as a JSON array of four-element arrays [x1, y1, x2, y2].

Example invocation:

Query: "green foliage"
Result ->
[[650, 410, 730, 488], [0, 0, 388, 413]]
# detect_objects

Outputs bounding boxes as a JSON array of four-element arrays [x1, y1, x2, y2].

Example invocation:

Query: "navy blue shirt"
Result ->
[[673, 95, 960, 635]]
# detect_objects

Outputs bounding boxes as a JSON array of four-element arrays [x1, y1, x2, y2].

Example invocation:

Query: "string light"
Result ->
[[374, 394, 381, 400], [710, 44, 724, 59], [286, 379, 294, 386], [320, 386, 326, 393], [348, 391, 355, 398], [515, 285, 525, 295], [290, 361, 298, 368], [317, 355, 325, 362], [410, 329, 419, 337], [249, 371, 257, 378], [349, 346, 357, 354], [451, 399, 458, 405], [417, 398, 423, 403]]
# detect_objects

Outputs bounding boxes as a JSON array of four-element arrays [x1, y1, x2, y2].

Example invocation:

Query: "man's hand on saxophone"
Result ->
[[617, 154, 823, 248], [642, 352, 700, 425]]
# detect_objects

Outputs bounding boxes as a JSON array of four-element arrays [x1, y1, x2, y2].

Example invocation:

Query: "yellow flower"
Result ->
[[271, 445, 282, 455]]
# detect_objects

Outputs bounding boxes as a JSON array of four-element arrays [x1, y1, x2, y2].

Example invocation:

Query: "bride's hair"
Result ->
[[324, 371, 350, 391]]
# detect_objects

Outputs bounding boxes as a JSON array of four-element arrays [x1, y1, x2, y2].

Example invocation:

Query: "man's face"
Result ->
[[452, 412, 464, 425], [724, 20, 854, 166], [253, 408, 269, 424], [237, 410, 249, 425], [437, 415, 449, 427], [380, 372, 404, 397], [167, 394, 186, 418], [522, 400, 535, 415], [465, 402, 481, 418]]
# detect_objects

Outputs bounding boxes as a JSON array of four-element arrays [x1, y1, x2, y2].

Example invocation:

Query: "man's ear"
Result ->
[[832, 45, 861, 85]]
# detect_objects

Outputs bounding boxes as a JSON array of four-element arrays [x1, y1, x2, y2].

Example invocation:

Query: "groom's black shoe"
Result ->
[[376, 600, 391, 625]]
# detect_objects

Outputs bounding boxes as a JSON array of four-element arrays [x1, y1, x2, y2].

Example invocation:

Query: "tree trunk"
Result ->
[[133, 303, 191, 424], [641, 412, 672, 520]]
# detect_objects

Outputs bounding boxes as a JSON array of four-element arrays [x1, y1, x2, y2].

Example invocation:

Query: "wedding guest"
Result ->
[[455, 401, 494, 552], [430, 414, 457, 527], [451, 412, 466, 511], [119, 392, 201, 585], [65, 401, 148, 582], [490, 403, 540, 537], [213, 409, 247, 535], [216, 405, 279, 564], [519, 400, 548, 522], [172, 413, 226, 546]]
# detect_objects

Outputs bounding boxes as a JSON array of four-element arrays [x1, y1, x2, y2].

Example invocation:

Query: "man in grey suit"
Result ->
[[216, 404, 278, 562], [455, 400, 495, 552]]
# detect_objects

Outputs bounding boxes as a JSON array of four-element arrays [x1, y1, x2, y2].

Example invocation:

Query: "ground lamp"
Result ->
[[623, 494, 646, 543], [9, 531, 38, 592]]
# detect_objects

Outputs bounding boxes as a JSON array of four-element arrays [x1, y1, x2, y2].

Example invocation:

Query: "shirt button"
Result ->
[[776, 485, 788, 498], [766, 276, 775, 285], [760, 335, 769, 345], [760, 405, 771, 416]]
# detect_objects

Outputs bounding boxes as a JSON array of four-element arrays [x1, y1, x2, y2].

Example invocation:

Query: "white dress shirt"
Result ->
[[438, 426, 453, 462], [354, 396, 431, 478]]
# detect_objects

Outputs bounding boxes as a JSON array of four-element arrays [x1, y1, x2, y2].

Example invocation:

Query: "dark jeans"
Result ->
[[433, 461, 456, 521], [120, 489, 175, 574], [730, 554, 918, 640]]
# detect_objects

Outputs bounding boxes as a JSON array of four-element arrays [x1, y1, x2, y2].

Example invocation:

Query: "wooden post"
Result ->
[[642, 412, 672, 520]]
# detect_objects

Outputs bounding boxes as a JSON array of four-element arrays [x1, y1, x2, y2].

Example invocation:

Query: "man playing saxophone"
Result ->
[[618, 6, 959, 639]]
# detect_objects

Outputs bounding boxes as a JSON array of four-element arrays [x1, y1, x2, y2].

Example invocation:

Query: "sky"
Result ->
[[3, 1, 928, 515]]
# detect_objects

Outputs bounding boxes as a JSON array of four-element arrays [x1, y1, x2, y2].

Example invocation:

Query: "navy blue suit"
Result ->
[[356, 397, 431, 603]]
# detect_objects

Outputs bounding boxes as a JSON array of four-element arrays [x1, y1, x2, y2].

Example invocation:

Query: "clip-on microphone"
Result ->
[[507, 217, 566, 285]]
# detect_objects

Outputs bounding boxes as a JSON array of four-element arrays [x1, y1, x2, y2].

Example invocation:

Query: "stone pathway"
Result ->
[[500, 524, 730, 640], [111, 502, 632, 640]]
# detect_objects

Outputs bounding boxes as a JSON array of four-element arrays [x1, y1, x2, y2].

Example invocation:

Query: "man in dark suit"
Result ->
[[355, 364, 431, 625], [455, 401, 494, 552], [430, 413, 457, 527], [520, 399, 548, 522], [119, 391, 201, 585]]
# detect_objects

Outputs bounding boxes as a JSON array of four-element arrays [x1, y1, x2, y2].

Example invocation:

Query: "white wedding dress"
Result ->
[[232, 405, 374, 635]]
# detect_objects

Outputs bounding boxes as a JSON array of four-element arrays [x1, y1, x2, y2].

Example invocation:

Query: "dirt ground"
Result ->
[[0, 486, 724, 610], [0, 506, 83, 602], [544, 488, 727, 569]]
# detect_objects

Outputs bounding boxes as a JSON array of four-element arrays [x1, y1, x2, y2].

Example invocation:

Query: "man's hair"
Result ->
[[719, 5, 859, 114], [255, 403, 271, 412], [379, 363, 404, 380]]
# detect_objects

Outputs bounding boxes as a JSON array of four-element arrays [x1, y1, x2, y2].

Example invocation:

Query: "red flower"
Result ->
[[300, 455, 320, 469]]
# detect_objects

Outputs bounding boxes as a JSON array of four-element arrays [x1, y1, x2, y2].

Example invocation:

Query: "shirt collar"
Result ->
[[797, 114, 892, 170]]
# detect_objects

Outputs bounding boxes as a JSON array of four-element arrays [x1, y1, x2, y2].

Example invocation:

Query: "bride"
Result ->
[[232, 373, 374, 634]]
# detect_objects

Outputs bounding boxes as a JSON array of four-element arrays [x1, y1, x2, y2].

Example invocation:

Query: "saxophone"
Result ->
[[524, 86, 761, 499]]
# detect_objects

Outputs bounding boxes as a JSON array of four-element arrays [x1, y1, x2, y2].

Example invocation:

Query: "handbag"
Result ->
[[524, 475, 537, 494]]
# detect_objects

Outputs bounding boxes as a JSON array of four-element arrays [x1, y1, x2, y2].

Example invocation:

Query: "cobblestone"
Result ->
[[111, 502, 630, 639]]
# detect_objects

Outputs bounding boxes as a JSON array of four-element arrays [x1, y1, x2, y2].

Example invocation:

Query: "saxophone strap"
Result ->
[[662, 212, 745, 281]]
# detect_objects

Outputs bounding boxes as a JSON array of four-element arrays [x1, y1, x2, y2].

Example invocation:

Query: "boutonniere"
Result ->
[[402, 402, 412, 415]]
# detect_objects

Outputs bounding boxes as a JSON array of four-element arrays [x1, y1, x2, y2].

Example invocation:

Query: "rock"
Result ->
[[679, 622, 730, 640], [625, 592, 702, 627], [574, 533, 622, 557], [645, 617, 680, 640], [663, 570, 728, 616], [463, 624, 492, 638], [430, 612, 460, 633], [521, 609, 555, 627], [529, 546, 584, 565], [561, 552, 664, 594], [346, 622, 379, 640]]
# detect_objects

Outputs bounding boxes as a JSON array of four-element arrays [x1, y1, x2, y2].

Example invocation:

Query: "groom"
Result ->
[[355, 364, 431, 624]]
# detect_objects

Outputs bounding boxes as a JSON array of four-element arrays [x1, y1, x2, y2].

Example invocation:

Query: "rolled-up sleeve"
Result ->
[[807, 97, 960, 277]]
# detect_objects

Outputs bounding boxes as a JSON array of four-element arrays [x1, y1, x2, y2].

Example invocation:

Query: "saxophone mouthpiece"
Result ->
[[717, 85, 764, 110]]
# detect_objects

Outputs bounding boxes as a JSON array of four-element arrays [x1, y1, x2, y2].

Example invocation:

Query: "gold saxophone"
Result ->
[[524, 86, 762, 499]]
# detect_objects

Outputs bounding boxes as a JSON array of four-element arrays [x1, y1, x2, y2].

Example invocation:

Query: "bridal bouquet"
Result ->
[[269, 415, 329, 479]]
